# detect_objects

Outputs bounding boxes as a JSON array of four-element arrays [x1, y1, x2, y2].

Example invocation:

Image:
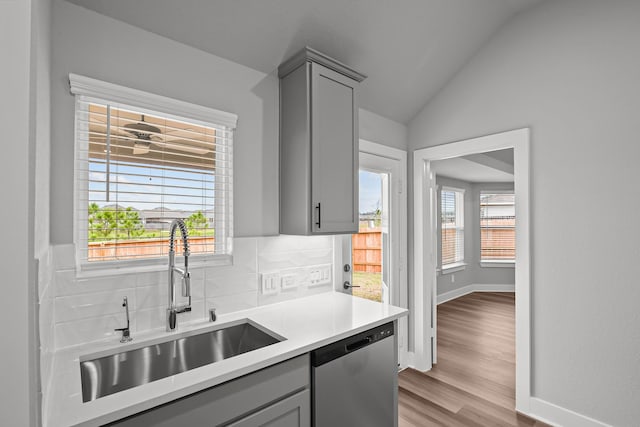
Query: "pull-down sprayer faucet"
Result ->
[[167, 219, 191, 331]]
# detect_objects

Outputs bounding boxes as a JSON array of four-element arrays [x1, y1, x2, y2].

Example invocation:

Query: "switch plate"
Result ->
[[261, 273, 280, 295]]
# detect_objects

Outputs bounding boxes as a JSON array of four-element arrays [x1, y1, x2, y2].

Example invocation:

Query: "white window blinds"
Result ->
[[71, 75, 235, 267], [441, 188, 464, 267], [480, 192, 515, 261]]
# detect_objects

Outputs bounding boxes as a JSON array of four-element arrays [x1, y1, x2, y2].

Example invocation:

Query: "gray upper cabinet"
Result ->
[[279, 47, 366, 235]]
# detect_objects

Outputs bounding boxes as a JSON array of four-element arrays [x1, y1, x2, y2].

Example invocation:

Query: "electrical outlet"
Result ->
[[281, 273, 297, 290], [309, 264, 332, 287], [451, 274, 455, 283], [261, 273, 280, 295]]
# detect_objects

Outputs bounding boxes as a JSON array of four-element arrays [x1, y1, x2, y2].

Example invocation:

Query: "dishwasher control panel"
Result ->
[[311, 322, 394, 367]]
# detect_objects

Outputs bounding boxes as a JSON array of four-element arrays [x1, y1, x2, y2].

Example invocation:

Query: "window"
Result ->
[[440, 187, 464, 268], [480, 192, 515, 262], [70, 74, 236, 270]]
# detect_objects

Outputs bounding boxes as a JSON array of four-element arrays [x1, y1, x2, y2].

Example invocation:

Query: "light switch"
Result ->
[[261, 273, 280, 295]]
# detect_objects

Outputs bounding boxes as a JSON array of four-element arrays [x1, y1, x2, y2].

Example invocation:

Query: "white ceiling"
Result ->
[[65, 0, 543, 124], [432, 150, 514, 183]]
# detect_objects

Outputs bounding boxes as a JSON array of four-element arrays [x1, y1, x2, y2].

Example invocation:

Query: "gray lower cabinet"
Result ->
[[108, 355, 309, 427], [228, 390, 310, 427]]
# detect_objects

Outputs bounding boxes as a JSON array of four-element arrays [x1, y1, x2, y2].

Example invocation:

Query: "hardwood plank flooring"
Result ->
[[398, 292, 548, 426]]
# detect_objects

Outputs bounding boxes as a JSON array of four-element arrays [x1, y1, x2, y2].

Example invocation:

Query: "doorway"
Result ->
[[412, 128, 531, 412], [337, 140, 408, 365], [351, 168, 388, 304]]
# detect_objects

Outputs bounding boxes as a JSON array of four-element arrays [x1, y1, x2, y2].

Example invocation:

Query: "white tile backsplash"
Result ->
[[207, 291, 258, 315], [54, 288, 136, 323], [48, 236, 334, 349], [55, 313, 131, 349]]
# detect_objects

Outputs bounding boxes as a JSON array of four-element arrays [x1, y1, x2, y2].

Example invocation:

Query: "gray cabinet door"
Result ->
[[227, 389, 310, 427], [108, 356, 309, 427], [310, 62, 359, 234]]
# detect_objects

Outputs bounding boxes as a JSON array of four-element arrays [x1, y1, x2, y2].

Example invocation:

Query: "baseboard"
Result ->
[[437, 283, 515, 304], [404, 351, 416, 370], [527, 397, 611, 427]]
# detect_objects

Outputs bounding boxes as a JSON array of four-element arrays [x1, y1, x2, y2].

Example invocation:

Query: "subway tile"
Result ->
[[257, 235, 332, 255], [205, 271, 257, 298], [207, 291, 258, 315], [54, 288, 136, 323], [229, 237, 258, 272], [258, 248, 332, 272], [52, 244, 75, 271], [49, 235, 333, 349], [55, 270, 136, 297], [135, 300, 206, 332], [39, 298, 55, 352], [55, 313, 133, 348], [134, 270, 165, 287], [136, 279, 203, 311]]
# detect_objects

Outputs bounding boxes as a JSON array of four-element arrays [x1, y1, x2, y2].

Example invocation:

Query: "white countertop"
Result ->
[[46, 292, 408, 427]]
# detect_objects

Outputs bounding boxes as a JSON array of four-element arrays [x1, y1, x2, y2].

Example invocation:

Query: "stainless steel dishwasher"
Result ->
[[311, 322, 397, 427]]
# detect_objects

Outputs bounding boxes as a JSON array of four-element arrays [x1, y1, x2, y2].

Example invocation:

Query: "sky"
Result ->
[[89, 160, 213, 212], [359, 170, 382, 214]]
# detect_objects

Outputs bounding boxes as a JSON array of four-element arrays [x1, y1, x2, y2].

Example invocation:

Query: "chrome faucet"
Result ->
[[167, 219, 191, 331]]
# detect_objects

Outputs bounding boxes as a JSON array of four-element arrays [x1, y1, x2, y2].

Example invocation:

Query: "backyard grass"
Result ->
[[352, 271, 382, 303]]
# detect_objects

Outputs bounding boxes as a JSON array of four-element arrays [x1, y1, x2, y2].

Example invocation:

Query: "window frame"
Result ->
[[479, 189, 515, 267], [440, 186, 465, 272], [70, 74, 236, 276]]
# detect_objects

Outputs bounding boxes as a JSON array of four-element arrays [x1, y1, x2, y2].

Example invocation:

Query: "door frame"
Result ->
[[334, 139, 408, 368], [412, 128, 531, 413]]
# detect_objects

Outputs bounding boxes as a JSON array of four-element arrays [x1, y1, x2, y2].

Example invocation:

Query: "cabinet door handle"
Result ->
[[315, 202, 321, 228]]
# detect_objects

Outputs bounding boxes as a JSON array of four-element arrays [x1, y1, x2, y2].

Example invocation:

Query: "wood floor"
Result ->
[[398, 292, 548, 426]]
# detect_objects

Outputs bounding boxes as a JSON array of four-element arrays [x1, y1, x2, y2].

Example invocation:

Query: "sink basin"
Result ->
[[80, 319, 284, 402]]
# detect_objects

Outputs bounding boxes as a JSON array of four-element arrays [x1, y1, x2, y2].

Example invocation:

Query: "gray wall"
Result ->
[[0, 0, 51, 424], [409, 0, 640, 424], [436, 177, 514, 296], [359, 108, 408, 151], [50, 1, 407, 244], [51, 0, 280, 242]]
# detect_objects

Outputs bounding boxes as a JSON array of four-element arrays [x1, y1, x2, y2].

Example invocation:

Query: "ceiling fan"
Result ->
[[121, 115, 210, 156], [123, 115, 163, 154]]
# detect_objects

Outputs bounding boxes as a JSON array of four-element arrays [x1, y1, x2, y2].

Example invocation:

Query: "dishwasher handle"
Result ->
[[345, 336, 372, 353]]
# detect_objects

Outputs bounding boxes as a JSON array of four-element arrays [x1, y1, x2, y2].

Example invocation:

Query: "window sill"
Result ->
[[480, 260, 515, 268], [440, 262, 467, 275], [76, 254, 232, 279]]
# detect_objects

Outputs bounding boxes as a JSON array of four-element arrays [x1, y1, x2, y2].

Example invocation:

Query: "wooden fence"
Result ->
[[88, 236, 215, 261], [352, 230, 382, 273]]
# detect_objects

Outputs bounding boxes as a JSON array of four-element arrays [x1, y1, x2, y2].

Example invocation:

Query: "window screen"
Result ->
[[480, 192, 515, 261]]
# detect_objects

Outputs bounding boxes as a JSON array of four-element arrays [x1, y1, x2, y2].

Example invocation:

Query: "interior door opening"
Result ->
[[411, 128, 530, 411]]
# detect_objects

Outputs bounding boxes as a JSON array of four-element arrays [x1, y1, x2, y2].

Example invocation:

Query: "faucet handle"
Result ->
[[114, 327, 132, 343], [181, 272, 191, 297]]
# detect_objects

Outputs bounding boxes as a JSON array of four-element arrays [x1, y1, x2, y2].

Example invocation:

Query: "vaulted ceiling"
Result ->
[[66, 0, 544, 123]]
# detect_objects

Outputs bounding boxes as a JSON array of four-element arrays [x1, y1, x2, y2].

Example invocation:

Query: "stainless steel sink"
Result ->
[[80, 319, 284, 402]]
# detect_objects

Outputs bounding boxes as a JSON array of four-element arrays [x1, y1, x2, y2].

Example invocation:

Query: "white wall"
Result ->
[[409, 0, 640, 424]]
